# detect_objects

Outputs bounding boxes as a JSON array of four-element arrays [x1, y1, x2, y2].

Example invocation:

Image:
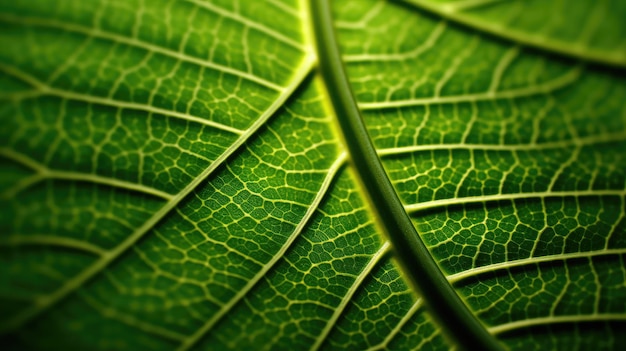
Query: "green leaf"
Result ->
[[1, 0, 624, 350]]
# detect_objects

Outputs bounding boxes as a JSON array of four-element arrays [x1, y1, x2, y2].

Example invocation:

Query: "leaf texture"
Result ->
[[0, 0, 624, 350]]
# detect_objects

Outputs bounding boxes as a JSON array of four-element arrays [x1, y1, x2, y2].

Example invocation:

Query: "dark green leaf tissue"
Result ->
[[1, 0, 625, 350]]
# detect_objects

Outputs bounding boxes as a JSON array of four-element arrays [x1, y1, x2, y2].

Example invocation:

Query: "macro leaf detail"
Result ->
[[0, 0, 625, 350]]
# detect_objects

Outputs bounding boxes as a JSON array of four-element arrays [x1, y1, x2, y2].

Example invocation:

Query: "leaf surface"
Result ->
[[0, 0, 624, 350]]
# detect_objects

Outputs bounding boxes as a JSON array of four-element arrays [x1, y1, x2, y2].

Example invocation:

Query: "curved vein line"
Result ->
[[41, 170, 174, 200], [0, 62, 46, 91], [0, 13, 284, 92], [0, 55, 316, 334], [184, 0, 306, 51], [405, 190, 626, 214], [359, 66, 582, 110], [334, 2, 386, 30], [0, 63, 245, 135], [310, 1, 503, 350], [441, 0, 508, 12], [0, 148, 173, 200], [365, 298, 424, 351], [0, 235, 106, 256], [448, 248, 626, 284], [488, 46, 519, 93], [176, 152, 347, 351], [78, 292, 187, 342], [0, 174, 43, 200], [343, 21, 447, 63], [398, 0, 626, 68], [378, 132, 626, 156], [0, 148, 45, 172], [171, 209, 267, 269], [128, 246, 228, 306], [606, 200, 626, 250], [267, 0, 303, 20], [311, 241, 392, 351], [489, 313, 626, 335]]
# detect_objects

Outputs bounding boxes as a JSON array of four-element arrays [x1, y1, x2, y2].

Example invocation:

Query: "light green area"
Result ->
[[403, 0, 626, 67], [0, 0, 624, 350]]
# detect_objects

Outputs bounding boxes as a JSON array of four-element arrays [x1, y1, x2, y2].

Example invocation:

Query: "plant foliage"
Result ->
[[1, 0, 625, 350]]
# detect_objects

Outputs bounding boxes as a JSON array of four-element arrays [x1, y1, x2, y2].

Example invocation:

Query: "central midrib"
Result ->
[[309, 1, 504, 350]]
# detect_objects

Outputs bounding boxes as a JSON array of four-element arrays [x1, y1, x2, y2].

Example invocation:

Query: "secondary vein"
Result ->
[[176, 152, 347, 351], [448, 248, 626, 284], [0, 54, 316, 334], [311, 241, 392, 351], [0, 14, 286, 92], [398, 0, 626, 68]]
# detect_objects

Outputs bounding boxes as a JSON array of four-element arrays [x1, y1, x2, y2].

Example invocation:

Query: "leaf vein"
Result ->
[[405, 190, 626, 214], [489, 313, 626, 335], [0, 56, 316, 334], [310, 241, 392, 351], [448, 248, 626, 284], [176, 152, 347, 351], [0, 13, 285, 91], [359, 65, 582, 110]]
